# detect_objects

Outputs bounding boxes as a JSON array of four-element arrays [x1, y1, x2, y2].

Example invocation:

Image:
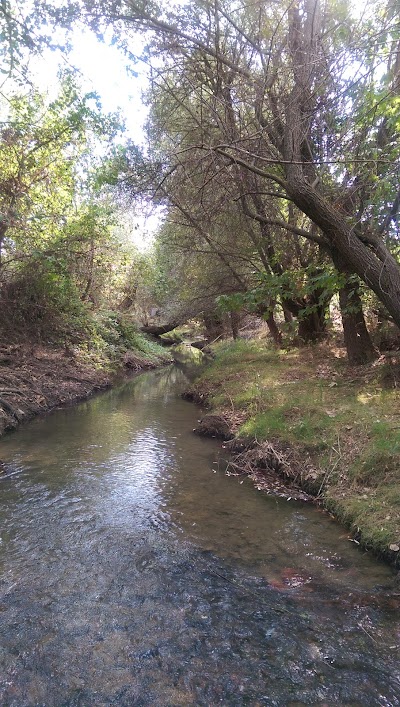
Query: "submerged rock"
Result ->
[[0, 460, 12, 476]]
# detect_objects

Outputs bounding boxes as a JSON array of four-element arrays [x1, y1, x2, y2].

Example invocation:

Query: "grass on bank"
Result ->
[[78, 312, 172, 370], [192, 339, 400, 561]]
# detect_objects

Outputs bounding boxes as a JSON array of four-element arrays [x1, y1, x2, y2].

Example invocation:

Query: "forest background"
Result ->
[[0, 0, 400, 363]]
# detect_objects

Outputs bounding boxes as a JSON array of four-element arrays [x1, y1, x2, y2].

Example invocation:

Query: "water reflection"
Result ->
[[0, 366, 399, 705]]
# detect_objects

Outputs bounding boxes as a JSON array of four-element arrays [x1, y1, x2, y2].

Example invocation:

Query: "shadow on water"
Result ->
[[0, 365, 399, 705]]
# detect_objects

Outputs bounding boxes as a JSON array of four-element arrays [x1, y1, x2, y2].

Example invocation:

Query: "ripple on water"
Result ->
[[0, 366, 399, 705]]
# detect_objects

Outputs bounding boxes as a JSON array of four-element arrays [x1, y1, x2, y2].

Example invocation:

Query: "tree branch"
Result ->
[[379, 185, 400, 235], [244, 207, 328, 247]]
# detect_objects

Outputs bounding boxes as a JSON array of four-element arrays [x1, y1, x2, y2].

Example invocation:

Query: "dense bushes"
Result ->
[[0, 264, 89, 342]]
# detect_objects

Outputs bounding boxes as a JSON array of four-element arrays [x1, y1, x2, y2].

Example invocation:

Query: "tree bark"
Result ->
[[297, 307, 327, 344], [140, 321, 180, 336], [332, 250, 377, 364], [230, 310, 240, 339], [285, 177, 400, 329], [338, 281, 377, 364], [203, 312, 225, 341], [265, 310, 283, 347], [282, 4, 400, 331]]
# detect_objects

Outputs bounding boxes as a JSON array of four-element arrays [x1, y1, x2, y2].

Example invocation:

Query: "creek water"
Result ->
[[0, 365, 399, 706]]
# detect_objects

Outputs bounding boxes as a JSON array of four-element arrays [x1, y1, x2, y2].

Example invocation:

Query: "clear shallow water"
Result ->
[[0, 365, 399, 706]]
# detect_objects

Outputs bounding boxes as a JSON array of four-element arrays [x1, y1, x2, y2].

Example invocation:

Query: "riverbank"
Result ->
[[186, 339, 400, 568], [0, 329, 172, 440]]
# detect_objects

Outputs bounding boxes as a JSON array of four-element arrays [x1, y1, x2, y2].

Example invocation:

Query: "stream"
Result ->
[[0, 365, 399, 705]]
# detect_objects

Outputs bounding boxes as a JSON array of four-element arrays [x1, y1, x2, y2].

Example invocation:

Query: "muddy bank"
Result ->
[[0, 344, 160, 441]]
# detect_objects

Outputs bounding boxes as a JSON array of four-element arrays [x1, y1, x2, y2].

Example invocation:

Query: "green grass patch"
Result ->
[[192, 338, 400, 563], [327, 488, 400, 555], [240, 408, 287, 438]]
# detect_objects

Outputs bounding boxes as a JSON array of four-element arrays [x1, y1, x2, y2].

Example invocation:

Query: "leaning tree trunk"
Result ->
[[140, 321, 180, 337], [282, 32, 400, 332], [285, 173, 400, 330], [265, 310, 283, 347], [255, 301, 282, 347]]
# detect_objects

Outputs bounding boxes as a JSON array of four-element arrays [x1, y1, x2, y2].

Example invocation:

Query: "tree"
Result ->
[[0, 71, 136, 339], [84, 0, 400, 359], [0, 74, 118, 265], [119, 55, 335, 345]]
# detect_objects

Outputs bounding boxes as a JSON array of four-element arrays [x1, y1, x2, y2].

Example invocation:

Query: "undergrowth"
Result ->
[[84, 312, 172, 369]]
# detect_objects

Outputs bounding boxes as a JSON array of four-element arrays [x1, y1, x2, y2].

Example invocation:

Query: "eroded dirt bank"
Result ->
[[0, 343, 162, 441]]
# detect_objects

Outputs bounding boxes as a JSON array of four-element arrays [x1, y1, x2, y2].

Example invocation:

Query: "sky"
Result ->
[[30, 29, 147, 144], [29, 27, 159, 249], [31, 27, 148, 144], [69, 29, 149, 145]]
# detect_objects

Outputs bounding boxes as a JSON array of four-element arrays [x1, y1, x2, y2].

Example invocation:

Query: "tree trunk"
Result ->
[[255, 300, 282, 346], [230, 311, 240, 339], [282, 12, 400, 332], [338, 281, 377, 364], [0, 222, 7, 271], [297, 307, 327, 344], [331, 249, 377, 364], [282, 305, 293, 324], [140, 321, 180, 336], [282, 287, 330, 345], [265, 310, 283, 347], [285, 175, 400, 330], [203, 312, 225, 341]]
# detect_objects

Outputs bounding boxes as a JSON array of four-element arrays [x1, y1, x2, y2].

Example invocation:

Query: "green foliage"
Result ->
[[218, 266, 343, 320], [89, 312, 171, 363], [0, 71, 141, 345], [0, 0, 47, 78], [0, 74, 121, 258], [0, 260, 89, 341]]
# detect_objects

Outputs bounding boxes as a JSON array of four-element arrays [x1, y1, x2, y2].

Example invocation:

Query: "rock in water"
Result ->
[[193, 414, 233, 440]]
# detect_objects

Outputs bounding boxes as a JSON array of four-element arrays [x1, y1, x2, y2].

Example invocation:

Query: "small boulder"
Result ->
[[193, 414, 233, 440]]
